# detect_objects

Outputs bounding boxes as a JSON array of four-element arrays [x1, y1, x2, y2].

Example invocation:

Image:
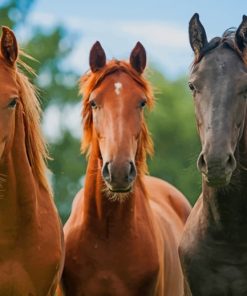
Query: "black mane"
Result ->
[[195, 28, 242, 64]]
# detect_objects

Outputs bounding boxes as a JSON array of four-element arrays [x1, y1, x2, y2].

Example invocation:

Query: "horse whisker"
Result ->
[[101, 184, 131, 203]]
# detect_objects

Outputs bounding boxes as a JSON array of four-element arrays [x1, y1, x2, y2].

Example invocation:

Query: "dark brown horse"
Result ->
[[0, 27, 64, 295], [179, 14, 247, 296], [60, 41, 191, 296]]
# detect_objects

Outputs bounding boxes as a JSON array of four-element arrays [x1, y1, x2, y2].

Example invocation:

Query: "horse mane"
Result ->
[[79, 59, 154, 175], [15, 53, 52, 196], [192, 28, 247, 68]]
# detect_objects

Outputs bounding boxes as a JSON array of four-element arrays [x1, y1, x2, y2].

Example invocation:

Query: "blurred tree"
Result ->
[[0, 0, 34, 28], [147, 69, 201, 204], [0, 0, 84, 222], [0, 0, 201, 223]]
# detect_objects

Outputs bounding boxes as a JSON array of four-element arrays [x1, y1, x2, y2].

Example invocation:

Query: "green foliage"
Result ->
[[0, 0, 34, 28], [147, 70, 201, 204], [22, 27, 79, 109], [49, 131, 86, 221], [1, 0, 81, 222], [0, 0, 201, 223]]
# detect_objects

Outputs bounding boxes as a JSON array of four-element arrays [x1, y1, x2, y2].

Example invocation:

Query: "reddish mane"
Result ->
[[79, 59, 154, 175], [17, 55, 52, 195]]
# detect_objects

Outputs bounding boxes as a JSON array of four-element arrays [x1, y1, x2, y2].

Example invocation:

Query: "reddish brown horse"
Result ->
[[0, 27, 64, 295], [60, 41, 191, 295]]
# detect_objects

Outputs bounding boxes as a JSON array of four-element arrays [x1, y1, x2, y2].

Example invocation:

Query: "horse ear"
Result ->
[[189, 13, 208, 59], [89, 41, 106, 72], [235, 15, 247, 53], [1, 26, 18, 65], [130, 42, 146, 74]]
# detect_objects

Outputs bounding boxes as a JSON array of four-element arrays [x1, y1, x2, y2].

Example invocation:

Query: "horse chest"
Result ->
[[0, 242, 61, 296], [0, 212, 62, 295], [63, 229, 159, 296], [181, 234, 247, 296], [0, 261, 36, 296]]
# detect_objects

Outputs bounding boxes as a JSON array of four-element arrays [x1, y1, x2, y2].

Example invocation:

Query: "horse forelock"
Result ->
[[191, 29, 247, 70], [79, 60, 154, 175]]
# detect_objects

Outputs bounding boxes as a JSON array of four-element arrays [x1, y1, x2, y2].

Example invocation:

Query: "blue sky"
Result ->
[[24, 0, 247, 79], [5, 0, 246, 139]]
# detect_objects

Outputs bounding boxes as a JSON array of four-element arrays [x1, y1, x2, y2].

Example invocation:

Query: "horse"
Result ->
[[179, 14, 247, 296], [0, 26, 64, 295], [59, 41, 191, 296]]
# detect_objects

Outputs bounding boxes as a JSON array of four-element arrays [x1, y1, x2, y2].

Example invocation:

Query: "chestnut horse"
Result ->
[[60, 41, 191, 296], [179, 14, 247, 295], [0, 27, 64, 295]]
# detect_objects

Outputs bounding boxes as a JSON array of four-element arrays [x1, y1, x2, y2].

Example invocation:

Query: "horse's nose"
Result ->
[[102, 161, 111, 183], [197, 152, 236, 173], [197, 151, 236, 186], [197, 152, 207, 174], [128, 161, 136, 183], [102, 160, 136, 192]]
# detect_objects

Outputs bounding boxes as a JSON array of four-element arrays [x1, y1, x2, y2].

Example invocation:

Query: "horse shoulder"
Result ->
[[180, 195, 204, 249], [64, 188, 85, 239], [143, 175, 191, 224], [179, 195, 204, 269], [143, 175, 188, 295]]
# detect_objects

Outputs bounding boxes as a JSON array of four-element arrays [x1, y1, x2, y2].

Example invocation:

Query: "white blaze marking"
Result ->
[[114, 82, 122, 95]]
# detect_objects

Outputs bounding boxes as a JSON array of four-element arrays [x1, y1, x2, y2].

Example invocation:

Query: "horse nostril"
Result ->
[[197, 153, 207, 173], [128, 161, 136, 182], [226, 154, 236, 171], [102, 162, 111, 182]]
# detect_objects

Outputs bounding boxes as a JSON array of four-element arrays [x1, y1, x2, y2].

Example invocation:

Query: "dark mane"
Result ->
[[193, 28, 245, 66]]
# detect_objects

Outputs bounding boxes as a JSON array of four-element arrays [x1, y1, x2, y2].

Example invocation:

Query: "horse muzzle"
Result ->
[[197, 151, 236, 187], [102, 160, 137, 192]]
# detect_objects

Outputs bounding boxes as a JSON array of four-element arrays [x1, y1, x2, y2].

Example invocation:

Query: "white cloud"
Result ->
[[27, 12, 191, 77], [42, 105, 62, 141], [62, 103, 82, 139], [28, 12, 57, 27], [42, 103, 82, 141], [120, 21, 187, 48]]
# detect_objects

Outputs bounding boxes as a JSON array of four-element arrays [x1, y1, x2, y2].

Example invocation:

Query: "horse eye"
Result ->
[[90, 100, 97, 109], [188, 82, 195, 91], [140, 100, 147, 108], [8, 98, 17, 108]]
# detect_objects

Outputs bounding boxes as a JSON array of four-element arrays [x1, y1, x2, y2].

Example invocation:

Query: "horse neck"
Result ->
[[202, 110, 247, 238], [83, 138, 148, 237], [0, 105, 39, 227]]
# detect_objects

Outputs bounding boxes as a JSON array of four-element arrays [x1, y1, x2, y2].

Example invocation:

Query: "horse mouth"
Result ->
[[203, 173, 232, 188], [107, 185, 132, 193], [103, 181, 133, 193], [102, 182, 133, 202]]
